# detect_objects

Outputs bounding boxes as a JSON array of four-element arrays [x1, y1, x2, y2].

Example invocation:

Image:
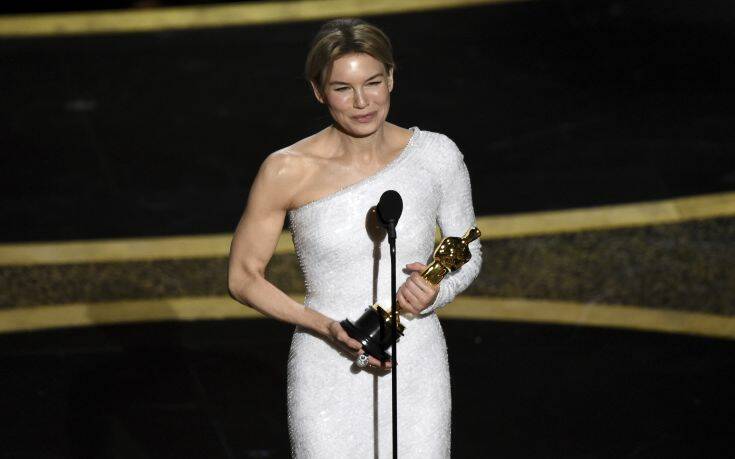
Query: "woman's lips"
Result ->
[[353, 112, 376, 123]]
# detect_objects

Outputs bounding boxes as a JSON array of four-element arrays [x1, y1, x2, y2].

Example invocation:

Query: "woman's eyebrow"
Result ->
[[328, 73, 384, 86]]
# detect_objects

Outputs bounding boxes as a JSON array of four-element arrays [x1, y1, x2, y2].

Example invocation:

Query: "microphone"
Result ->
[[376, 190, 403, 240], [376, 189, 403, 458]]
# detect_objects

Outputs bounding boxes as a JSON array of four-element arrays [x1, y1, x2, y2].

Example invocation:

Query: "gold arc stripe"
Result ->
[[0, 0, 526, 37], [1, 191, 734, 266], [480, 191, 735, 239], [1, 295, 733, 340]]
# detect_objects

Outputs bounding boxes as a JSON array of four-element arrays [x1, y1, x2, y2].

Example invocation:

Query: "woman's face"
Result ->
[[314, 53, 393, 137]]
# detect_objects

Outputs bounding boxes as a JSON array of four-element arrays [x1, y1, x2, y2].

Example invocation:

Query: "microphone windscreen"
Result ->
[[377, 190, 403, 225]]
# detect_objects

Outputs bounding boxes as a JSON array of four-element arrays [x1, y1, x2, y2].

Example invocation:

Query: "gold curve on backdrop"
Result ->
[[0, 0, 526, 37], [1, 295, 733, 340], [1, 191, 734, 266]]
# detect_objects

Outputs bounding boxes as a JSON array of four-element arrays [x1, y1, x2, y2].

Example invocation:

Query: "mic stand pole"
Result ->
[[388, 220, 398, 459]]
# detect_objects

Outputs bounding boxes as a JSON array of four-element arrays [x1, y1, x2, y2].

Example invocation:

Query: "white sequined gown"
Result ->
[[286, 127, 482, 458]]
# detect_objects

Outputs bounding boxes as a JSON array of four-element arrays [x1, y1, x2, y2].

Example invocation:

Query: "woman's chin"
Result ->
[[338, 117, 385, 137]]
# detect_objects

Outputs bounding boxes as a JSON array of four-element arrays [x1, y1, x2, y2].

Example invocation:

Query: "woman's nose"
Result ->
[[353, 89, 368, 109]]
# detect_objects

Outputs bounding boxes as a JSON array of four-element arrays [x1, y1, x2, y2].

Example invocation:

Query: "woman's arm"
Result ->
[[228, 153, 334, 335], [397, 135, 483, 315], [228, 152, 389, 367], [421, 135, 483, 314]]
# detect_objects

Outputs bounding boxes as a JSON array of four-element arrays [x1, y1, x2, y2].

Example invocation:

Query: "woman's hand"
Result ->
[[326, 320, 392, 370], [397, 262, 440, 315]]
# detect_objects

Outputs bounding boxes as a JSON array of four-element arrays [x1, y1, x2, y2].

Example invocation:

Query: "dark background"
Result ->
[[3, 318, 734, 458], [2, 0, 735, 242], [2, 2, 735, 458]]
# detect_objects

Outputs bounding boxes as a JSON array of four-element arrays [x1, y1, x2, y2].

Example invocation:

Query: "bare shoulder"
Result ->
[[251, 134, 324, 209], [259, 147, 306, 183], [259, 129, 325, 176]]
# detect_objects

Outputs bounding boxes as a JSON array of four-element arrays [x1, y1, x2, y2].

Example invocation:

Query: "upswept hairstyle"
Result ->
[[305, 18, 395, 96]]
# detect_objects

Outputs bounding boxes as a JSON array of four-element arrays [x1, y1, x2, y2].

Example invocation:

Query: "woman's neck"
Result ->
[[329, 123, 393, 165]]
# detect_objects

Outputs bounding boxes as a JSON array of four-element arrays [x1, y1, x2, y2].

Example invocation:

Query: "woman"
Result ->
[[228, 18, 482, 458]]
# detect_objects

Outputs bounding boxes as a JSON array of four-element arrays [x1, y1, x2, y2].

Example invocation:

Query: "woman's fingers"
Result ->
[[401, 286, 423, 312], [345, 338, 363, 351], [404, 279, 430, 304], [396, 265, 439, 315], [409, 272, 434, 295], [397, 290, 419, 314], [338, 332, 363, 351], [405, 262, 427, 272], [359, 350, 392, 369], [399, 273, 438, 313], [330, 321, 362, 351], [330, 321, 392, 370]]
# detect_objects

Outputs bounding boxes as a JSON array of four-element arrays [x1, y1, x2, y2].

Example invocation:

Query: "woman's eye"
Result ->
[[368, 81, 382, 86], [335, 87, 349, 92]]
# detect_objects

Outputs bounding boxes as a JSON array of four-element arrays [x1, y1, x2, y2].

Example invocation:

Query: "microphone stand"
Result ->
[[387, 220, 398, 459]]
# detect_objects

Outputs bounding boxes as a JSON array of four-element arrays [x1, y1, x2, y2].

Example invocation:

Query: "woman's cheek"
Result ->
[[369, 87, 386, 99], [373, 86, 390, 100], [336, 96, 354, 112]]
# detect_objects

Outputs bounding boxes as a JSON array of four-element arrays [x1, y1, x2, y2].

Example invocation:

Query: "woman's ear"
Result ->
[[310, 80, 325, 104], [387, 68, 394, 93]]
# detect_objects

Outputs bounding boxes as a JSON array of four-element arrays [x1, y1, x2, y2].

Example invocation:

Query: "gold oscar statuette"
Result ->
[[341, 226, 481, 361]]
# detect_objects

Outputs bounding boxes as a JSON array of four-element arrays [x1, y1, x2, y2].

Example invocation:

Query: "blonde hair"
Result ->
[[305, 18, 395, 95]]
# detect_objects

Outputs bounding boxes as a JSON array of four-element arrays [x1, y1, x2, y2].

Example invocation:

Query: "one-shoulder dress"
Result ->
[[286, 127, 482, 458]]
